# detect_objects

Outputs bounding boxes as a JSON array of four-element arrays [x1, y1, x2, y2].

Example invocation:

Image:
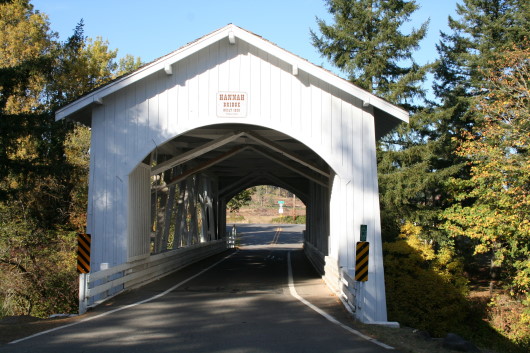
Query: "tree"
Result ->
[[311, 0, 428, 109], [378, 0, 529, 242], [434, 0, 530, 103], [0, 0, 73, 317], [227, 188, 256, 213], [443, 45, 530, 334], [0, 0, 141, 317], [117, 54, 143, 77]]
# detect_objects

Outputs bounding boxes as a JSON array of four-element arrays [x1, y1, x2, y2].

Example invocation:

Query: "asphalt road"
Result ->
[[3, 224, 394, 353]]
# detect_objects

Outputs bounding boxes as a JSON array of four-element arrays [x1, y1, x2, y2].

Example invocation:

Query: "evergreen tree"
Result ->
[[379, 0, 529, 242], [424, 0, 529, 245], [311, 0, 428, 109], [310, 0, 440, 240], [435, 0, 530, 103]]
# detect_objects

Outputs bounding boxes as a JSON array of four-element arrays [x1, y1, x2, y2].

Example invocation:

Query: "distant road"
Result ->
[[4, 224, 393, 352]]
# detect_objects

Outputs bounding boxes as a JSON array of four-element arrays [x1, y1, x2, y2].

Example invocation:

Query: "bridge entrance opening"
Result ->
[[226, 186, 306, 225], [145, 124, 330, 257]]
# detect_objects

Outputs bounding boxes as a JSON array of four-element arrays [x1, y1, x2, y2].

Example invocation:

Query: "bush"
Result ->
[[0, 227, 78, 318], [271, 215, 306, 224], [488, 294, 530, 350], [383, 222, 470, 336]]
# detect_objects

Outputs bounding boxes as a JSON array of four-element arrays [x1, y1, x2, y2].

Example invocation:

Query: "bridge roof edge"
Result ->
[[55, 24, 409, 129]]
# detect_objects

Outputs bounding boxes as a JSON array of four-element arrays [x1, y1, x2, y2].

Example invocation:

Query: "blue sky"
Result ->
[[32, 0, 459, 78]]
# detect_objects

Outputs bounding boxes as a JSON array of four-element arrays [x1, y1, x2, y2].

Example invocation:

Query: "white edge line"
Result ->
[[287, 252, 394, 350], [9, 251, 238, 345]]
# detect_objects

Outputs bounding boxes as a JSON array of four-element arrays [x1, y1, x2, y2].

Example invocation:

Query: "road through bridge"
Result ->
[[5, 225, 393, 352], [56, 24, 408, 324]]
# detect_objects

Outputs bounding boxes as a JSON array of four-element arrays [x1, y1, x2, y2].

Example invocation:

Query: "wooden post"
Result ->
[[187, 177, 198, 245], [292, 194, 296, 221], [161, 183, 176, 251], [79, 273, 88, 314], [174, 180, 188, 248], [154, 186, 168, 253]]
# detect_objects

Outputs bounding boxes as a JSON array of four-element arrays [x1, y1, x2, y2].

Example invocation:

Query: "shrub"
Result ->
[[383, 222, 470, 336], [271, 215, 306, 224], [488, 294, 530, 351]]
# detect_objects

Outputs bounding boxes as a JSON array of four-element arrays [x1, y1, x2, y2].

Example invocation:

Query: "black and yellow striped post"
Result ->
[[355, 241, 369, 282], [77, 233, 91, 274]]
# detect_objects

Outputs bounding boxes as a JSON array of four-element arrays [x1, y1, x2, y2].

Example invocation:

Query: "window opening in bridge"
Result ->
[[227, 186, 306, 225], [150, 167, 216, 255]]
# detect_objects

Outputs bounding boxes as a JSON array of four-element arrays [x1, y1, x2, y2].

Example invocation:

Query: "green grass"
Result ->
[[271, 215, 306, 224]]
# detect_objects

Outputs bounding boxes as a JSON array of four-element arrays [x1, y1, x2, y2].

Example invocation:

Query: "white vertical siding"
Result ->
[[249, 45, 261, 117], [208, 43, 220, 117], [176, 56, 189, 124], [238, 41, 251, 107], [299, 71, 311, 138], [90, 105, 106, 271], [88, 40, 374, 266], [85, 36, 388, 322], [128, 163, 151, 261], [270, 56, 281, 123], [259, 51, 271, 121], [321, 85, 332, 156], [359, 105, 388, 322]]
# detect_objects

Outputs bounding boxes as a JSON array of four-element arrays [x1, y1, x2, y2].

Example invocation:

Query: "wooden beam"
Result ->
[[151, 131, 245, 175], [247, 146, 329, 188], [257, 172, 309, 202], [244, 131, 330, 178], [218, 171, 261, 195], [161, 145, 249, 189], [292, 64, 299, 76], [220, 171, 309, 203], [228, 31, 236, 44]]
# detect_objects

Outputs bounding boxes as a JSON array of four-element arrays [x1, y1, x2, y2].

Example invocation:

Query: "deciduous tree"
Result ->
[[0, 0, 141, 317], [443, 45, 530, 336]]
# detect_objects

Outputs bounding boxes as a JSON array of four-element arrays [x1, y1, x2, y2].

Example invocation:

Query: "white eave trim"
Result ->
[[56, 25, 234, 121], [56, 24, 408, 124], [232, 28, 408, 123]]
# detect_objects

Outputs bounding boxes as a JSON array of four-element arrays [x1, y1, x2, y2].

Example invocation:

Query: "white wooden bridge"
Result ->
[[56, 24, 408, 324]]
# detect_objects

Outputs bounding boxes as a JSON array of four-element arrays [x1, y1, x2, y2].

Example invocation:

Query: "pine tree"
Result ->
[[311, 0, 444, 240], [423, 0, 529, 244], [379, 0, 529, 242], [435, 0, 530, 103], [438, 1, 530, 331], [311, 0, 428, 110]]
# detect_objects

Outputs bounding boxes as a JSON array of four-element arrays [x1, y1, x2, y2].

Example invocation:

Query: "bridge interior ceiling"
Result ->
[[147, 124, 330, 201]]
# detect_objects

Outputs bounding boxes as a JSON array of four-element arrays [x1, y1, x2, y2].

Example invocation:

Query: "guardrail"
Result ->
[[80, 239, 227, 313], [304, 240, 358, 316]]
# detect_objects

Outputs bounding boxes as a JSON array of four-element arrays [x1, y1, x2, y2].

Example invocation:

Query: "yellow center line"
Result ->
[[271, 227, 282, 244]]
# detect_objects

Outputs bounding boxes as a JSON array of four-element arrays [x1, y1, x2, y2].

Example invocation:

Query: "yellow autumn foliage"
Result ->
[[384, 222, 469, 336]]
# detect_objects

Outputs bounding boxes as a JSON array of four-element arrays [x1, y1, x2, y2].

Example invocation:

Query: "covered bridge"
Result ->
[[57, 24, 408, 324]]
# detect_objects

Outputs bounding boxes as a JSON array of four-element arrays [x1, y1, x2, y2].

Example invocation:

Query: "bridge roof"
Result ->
[[56, 24, 408, 137]]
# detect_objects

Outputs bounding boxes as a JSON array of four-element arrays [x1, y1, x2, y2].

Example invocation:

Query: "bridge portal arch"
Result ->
[[136, 123, 330, 259], [57, 24, 408, 324]]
